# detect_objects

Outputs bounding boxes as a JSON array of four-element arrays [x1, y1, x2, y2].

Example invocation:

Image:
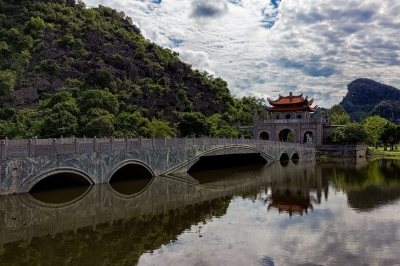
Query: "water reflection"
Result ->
[[29, 185, 92, 206], [189, 164, 266, 185], [260, 160, 324, 216], [326, 159, 400, 211], [0, 159, 399, 265], [110, 177, 153, 196]]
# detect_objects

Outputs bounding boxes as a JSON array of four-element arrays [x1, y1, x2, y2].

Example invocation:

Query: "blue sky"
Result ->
[[84, 0, 400, 108]]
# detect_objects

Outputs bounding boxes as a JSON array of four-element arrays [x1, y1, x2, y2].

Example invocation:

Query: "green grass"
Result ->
[[367, 147, 400, 158]]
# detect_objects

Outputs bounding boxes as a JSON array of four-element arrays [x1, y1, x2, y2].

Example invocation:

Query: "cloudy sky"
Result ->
[[84, 0, 400, 107]]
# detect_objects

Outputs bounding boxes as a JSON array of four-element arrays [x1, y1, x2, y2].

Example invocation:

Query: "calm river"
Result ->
[[0, 158, 399, 265]]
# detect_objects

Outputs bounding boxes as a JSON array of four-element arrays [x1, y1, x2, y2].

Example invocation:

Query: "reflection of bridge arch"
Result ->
[[164, 145, 277, 174], [279, 151, 289, 161], [109, 176, 156, 199], [26, 185, 93, 209], [107, 159, 155, 183], [21, 167, 95, 193]]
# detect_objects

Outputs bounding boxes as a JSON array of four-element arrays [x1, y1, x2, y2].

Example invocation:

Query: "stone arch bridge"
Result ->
[[0, 137, 314, 195]]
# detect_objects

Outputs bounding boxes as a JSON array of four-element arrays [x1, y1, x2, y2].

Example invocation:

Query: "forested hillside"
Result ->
[[340, 78, 400, 122], [0, 0, 263, 139]]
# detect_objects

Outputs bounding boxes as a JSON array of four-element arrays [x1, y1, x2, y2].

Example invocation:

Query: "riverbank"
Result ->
[[367, 147, 400, 158], [315, 145, 368, 159]]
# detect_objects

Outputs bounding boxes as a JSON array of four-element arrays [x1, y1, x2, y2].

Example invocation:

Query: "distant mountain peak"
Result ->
[[340, 79, 400, 122]]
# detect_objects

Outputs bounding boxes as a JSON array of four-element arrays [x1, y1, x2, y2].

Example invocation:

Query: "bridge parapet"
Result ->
[[0, 137, 311, 159]]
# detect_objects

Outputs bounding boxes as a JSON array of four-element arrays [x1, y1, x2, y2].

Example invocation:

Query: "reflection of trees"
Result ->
[[347, 184, 400, 212], [0, 197, 232, 266], [331, 160, 400, 192], [329, 159, 400, 212]]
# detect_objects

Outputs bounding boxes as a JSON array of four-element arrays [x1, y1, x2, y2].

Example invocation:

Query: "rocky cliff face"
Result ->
[[340, 78, 400, 122]]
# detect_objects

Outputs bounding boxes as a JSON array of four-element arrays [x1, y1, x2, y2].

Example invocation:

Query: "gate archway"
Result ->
[[279, 129, 294, 142], [303, 131, 314, 144], [260, 132, 269, 140]]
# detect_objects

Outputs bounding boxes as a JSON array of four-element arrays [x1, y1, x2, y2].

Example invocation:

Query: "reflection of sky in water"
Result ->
[[138, 189, 400, 265]]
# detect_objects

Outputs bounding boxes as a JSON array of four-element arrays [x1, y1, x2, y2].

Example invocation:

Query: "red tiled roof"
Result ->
[[267, 93, 314, 106]]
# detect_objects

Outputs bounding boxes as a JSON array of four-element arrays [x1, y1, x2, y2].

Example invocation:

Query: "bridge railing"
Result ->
[[0, 136, 313, 159]]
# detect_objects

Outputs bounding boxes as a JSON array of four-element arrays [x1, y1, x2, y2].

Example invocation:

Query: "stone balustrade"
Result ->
[[255, 117, 329, 124], [0, 136, 310, 159]]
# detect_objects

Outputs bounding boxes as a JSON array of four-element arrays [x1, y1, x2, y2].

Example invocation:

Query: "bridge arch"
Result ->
[[22, 167, 95, 193], [107, 159, 155, 183], [279, 151, 290, 161], [279, 151, 290, 166], [165, 145, 276, 175], [291, 152, 299, 164]]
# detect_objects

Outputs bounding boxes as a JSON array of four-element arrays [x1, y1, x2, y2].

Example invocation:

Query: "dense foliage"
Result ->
[[327, 123, 368, 145], [380, 122, 400, 151], [0, 0, 264, 139], [327, 114, 400, 149], [362, 115, 389, 148], [328, 104, 350, 125]]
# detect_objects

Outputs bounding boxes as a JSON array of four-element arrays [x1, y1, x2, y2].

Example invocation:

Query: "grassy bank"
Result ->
[[367, 147, 400, 158]]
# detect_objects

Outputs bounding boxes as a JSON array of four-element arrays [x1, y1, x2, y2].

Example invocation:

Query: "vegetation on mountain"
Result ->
[[0, 0, 264, 139], [340, 78, 400, 122]]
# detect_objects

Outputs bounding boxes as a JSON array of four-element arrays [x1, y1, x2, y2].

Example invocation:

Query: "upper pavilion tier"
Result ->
[[265, 92, 317, 112]]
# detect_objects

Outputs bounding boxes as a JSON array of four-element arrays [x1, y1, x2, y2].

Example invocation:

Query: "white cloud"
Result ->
[[83, 0, 400, 107]]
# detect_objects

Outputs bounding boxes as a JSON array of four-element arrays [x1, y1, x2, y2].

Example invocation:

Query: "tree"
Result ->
[[41, 110, 78, 137], [327, 123, 368, 144], [178, 112, 208, 137], [0, 70, 16, 95], [362, 115, 389, 148], [233, 96, 265, 126], [7, 109, 43, 139], [24, 16, 47, 37], [93, 68, 114, 88], [214, 125, 238, 138], [0, 120, 9, 139], [77, 89, 119, 115], [287, 131, 294, 143], [380, 122, 400, 151], [38, 92, 79, 137], [327, 127, 346, 144], [328, 104, 350, 125], [147, 119, 175, 138], [115, 112, 142, 137]]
